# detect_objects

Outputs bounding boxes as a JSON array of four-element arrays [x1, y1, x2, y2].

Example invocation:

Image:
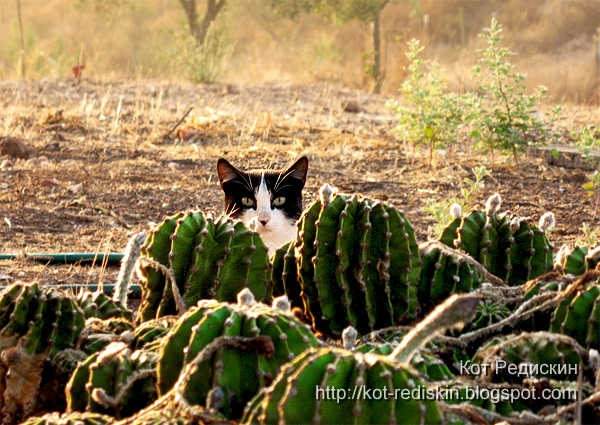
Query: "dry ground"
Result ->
[[0, 78, 599, 288]]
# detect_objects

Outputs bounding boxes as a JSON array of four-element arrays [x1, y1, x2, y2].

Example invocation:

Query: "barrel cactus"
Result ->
[[550, 278, 600, 350], [67, 342, 158, 419], [0, 283, 85, 356], [439, 194, 553, 285], [555, 245, 600, 276], [241, 346, 442, 425], [356, 342, 454, 381], [76, 290, 133, 322], [0, 283, 85, 423], [292, 184, 421, 338], [418, 242, 482, 309], [136, 210, 273, 322], [242, 293, 480, 425], [474, 331, 586, 383], [131, 316, 178, 351], [270, 241, 302, 310], [156, 289, 319, 419]]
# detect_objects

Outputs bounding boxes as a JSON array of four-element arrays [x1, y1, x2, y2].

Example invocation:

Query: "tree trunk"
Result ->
[[16, 0, 26, 78], [371, 0, 388, 94], [179, 0, 227, 46]]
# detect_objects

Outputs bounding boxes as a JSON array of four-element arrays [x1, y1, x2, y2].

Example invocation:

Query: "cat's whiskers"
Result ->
[[225, 204, 241, 217], [273, 168, 296, 192], [230, 177, 254, 193]]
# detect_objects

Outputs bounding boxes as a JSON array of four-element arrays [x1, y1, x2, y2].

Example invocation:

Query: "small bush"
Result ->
[[469, 18, 560, 166], [388, 39, 464, 167], [175, 19, 235, 84]]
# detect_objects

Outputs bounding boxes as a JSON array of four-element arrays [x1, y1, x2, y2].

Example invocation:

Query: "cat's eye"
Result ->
[[242, 197, 254, 207], [273, 196, 285, 206]]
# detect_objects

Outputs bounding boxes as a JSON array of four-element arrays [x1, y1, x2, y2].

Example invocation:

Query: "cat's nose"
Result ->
[[259, 218, 270, 226]]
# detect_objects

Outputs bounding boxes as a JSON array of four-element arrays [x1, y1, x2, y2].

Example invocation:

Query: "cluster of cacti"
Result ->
[[242, 295, 478, 425], [272, 184, 421, 337], [156, 289, 319, 419], [12, 184, 600, 425], [0, 283, 85, 356], [67, 342, 158, 419], [0, 283, 86, 423], [136, 210, 272, 322], [439, 194, 554, 285]]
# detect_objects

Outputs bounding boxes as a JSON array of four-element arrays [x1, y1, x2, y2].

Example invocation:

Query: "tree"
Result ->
[[78, 0, 227, 46], [270, 0, 389, 93], [179, 0, 227, 46]]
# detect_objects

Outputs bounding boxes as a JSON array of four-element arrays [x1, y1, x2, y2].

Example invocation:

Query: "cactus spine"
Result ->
[[76, 290, 133, 322]]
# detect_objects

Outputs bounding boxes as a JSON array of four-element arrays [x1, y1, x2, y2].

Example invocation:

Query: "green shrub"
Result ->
[[470, 18, 560, 166]]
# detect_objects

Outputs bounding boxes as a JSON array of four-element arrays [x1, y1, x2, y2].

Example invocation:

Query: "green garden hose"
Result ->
[[0, 252, 124, 265], [1, 233, 147, 299]]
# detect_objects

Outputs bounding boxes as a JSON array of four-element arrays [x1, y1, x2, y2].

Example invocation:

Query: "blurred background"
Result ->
[[1, 0, 598, 104]]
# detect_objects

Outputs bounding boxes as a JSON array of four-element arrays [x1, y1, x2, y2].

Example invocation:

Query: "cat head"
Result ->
[[217, 156, 309, 251]]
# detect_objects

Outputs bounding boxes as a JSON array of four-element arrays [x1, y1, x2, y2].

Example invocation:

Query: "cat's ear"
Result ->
[[284, 156, 308, 184], [217, 158, 241, 186]]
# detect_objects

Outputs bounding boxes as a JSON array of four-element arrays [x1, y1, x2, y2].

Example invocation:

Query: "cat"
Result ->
[[217, 156, 309, 252]]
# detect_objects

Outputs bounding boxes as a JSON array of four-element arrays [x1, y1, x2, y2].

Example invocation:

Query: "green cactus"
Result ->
[[241, 346, 442, 425], [270, 241, 302, 309], [76, 316, 135, 354], [20, 411, 114, 425], [137, 211, 273, 322], [555, 245, 600, 275], [0, 283, 85, 356], [356, 342, 454, 381], [131, 316, 178, 351], [156, 289, 319, 420], [0, 283, 86, 423], [66, 342, 158, 419], [294, 185, 421, 337], [550, 279, 600, 350], [108, 390, 228, 425], [513, 275, 569, 333], [439, 195, 553, 285], [418, 242, 482, 309], [138, 212, 184, 320], [475, 332, 586, 383], [242, 294, 481, 425], [76, 290, 133, 322]]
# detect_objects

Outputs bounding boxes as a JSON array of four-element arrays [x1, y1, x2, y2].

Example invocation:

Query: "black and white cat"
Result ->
[[217, 157, 309, 252]]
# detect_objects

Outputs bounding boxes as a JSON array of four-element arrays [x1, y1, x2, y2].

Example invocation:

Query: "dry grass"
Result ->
[[1, 0, 598, 103]]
